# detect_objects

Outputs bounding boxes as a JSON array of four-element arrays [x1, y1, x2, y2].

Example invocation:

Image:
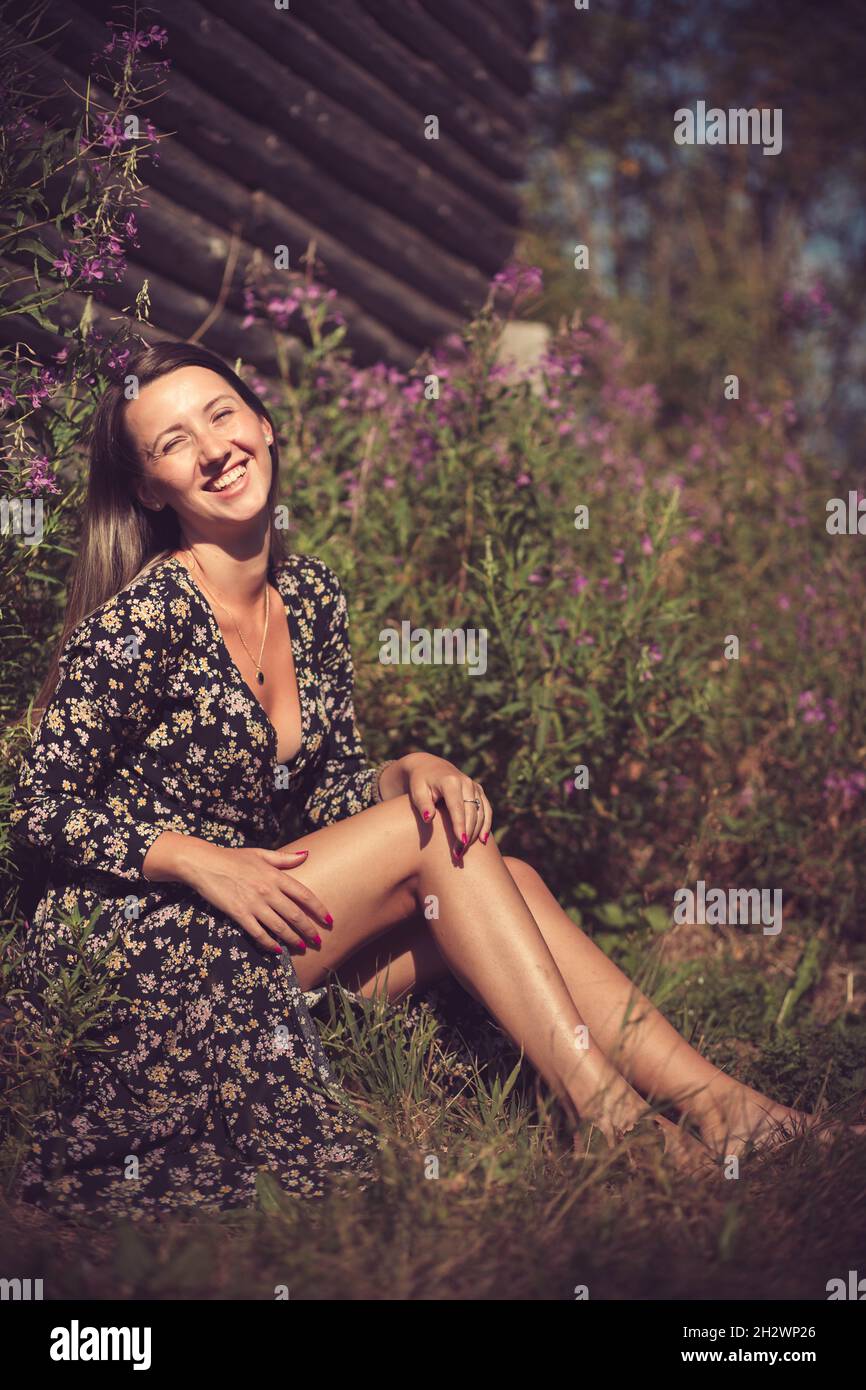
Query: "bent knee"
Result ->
[[502, 854, 544, 892]]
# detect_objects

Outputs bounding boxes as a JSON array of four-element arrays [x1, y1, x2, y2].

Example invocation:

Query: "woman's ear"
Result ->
[[136, 480, 164, 512]]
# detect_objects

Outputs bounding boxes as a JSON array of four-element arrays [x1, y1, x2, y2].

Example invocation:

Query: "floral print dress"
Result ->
[[9, 552, 386, 1219]]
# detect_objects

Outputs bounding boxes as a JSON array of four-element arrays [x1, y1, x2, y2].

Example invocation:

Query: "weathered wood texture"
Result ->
[[7, 0, 541, 375]]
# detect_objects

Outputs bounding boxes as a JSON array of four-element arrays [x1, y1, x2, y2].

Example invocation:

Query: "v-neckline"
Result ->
[[163, 554, 308, 769]]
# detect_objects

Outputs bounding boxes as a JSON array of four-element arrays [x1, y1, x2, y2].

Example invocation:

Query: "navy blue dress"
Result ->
[[9, 552, 384, 1218]]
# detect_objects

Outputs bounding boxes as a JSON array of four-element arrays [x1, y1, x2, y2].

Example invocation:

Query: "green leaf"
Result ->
[[15, 238, 58, 263], [255, 1169, 285, 1215], [593, 932, 623, 955], [595, 901, 630, 928], [642, 904, 672, 933], [29, 307, 61, 332]]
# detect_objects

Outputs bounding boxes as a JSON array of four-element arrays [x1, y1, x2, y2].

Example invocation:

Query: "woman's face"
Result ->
[[126, 366, 274, 541]]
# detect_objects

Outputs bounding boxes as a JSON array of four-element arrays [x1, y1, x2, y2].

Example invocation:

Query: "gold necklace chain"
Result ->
[[183, 552, 271, 685]]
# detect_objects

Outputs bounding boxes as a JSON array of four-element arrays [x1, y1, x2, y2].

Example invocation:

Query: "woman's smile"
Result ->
[[204, 458, 251, 496]]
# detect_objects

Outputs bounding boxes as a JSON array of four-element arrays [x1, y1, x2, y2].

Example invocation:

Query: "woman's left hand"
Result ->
[[392, 752, 493, 858]]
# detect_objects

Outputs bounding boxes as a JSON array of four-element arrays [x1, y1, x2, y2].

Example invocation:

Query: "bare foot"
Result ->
[[699, 1082, 866, 1161], [650, 1114, 718, 1178], [572, 1077, 717, 1178], [574, 1074, 654, 1149]]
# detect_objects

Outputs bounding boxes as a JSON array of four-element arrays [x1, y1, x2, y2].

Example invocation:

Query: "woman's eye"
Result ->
[[215, 409, 233, 422]]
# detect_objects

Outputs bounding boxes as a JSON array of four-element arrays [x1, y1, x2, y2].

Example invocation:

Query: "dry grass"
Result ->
[[1, 958, 864, 1301]]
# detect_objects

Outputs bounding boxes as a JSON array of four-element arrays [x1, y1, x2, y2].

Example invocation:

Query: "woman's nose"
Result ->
[[198, 430, 233, 465]]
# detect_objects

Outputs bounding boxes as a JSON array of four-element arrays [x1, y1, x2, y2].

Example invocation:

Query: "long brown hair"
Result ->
[[31, 341, 288, 720]]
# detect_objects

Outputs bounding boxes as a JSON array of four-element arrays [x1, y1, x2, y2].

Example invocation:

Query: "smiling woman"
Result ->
[[128, 371, 276, 547], [28, 346, 290, 725], [11, 340, 859, 1221]]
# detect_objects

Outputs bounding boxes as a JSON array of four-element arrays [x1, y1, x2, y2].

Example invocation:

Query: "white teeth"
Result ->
[[210, 462, 247, 492]]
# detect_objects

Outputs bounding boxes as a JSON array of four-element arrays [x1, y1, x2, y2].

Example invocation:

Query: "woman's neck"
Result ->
[[174, 543, 270, 611]]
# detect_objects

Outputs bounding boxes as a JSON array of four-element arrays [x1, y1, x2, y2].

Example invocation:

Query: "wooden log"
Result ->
[[27, 8, 503, 305], [127, 191, 435, 364], [416, 0, 533, 95], [25, 111, 443, 363], [6, 212, 418, 375], [72, 0, 517, 268], [147, 165, 466, 351], [88, 258, 307, 374], [360, 0, 525, 126], [207, 0, 524, 217], [94, 255, 420, 372], [136, 176, 461, 353], [134, 185, 460, 355], [24, 66, 471, 354], [297, 0, 526, 179], [2, 229, 305, 378]]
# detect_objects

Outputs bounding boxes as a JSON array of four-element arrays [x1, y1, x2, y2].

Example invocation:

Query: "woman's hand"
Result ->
[[175, 838, 332, 956], [386, 752, 493, 859]]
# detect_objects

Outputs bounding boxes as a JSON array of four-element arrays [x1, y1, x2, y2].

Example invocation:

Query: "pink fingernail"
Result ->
[[295, 942, 306, 953], [482, 832, 489, 844], [461, 833, 468, 844], [325, 913, 334, 926], [274, 946, 283, 954], [313, 935, 322, 947], [422, 810, 430, 821]]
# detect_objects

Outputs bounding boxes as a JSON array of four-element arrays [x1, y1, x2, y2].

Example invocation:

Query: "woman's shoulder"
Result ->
[[63, 556, 181, 655], [279, 551, 344, 596], [278, 551, 349, 618], [278, 552, 352, 648]]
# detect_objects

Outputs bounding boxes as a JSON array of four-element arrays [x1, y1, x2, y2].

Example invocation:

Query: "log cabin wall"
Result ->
[[4, 0, 544, 376]]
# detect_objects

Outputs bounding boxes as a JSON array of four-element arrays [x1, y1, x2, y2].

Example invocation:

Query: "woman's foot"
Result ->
[[624, 1113, 717, 1178], [696, 1080, 866, 1161], [573, 1076, 716, 1177]]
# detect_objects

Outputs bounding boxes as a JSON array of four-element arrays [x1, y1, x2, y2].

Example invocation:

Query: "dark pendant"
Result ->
[[256, 670, 265, 685]]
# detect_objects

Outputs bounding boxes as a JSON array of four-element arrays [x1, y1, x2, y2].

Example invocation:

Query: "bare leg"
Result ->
[[281, 795, 673, 1147], [332, 853, 863, 1159], [487, 861, 866, 1156]]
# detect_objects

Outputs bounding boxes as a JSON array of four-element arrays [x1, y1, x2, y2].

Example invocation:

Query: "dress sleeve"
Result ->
[[9, 580, 172, 885], [301, 562, 381, 830]]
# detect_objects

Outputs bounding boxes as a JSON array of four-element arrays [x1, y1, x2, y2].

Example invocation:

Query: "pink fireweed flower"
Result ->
[[491, 262, 543, 303], [824, 770, 866, 812], [52, 249, 76, 278], [26, 455, 61, 494]]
